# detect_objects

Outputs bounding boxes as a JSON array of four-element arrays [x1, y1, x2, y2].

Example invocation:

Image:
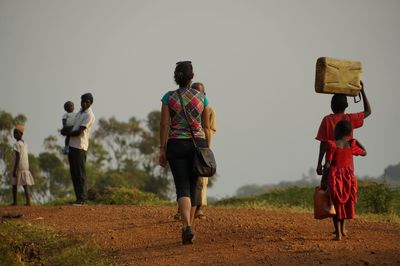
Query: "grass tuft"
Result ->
[[88, 187, 169, 205], [45, 187, 170, 206], [0, 221, 111, 266]]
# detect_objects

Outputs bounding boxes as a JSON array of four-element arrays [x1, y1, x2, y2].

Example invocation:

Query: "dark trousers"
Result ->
[[166, 138, 207, 206], [68, 147, 87, 202]]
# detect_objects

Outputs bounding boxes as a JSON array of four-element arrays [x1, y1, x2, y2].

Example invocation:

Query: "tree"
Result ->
[[383, 162, 400, 186], [138, 111, 171, 198], [90, 112, 172, 198], [93, 116, 143, 170], [28, 153, 47, 203], [0, 109, 175, 203], [38, 152, 70, 199]]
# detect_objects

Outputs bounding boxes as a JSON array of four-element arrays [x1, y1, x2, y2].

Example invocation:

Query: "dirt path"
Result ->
[[1, 205, 399, 265]]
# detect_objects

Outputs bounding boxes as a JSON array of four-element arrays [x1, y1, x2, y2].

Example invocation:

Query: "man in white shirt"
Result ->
[[62, 93, 95, 205]]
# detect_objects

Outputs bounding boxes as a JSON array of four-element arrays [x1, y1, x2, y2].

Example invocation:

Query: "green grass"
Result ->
[[214, 186, 315, 209], [0, 221, 111, 266], [90, 187, 169, 205], [213, 183, 400, 223], [44, 187, 170, 206], [44, 197, 76, 206]]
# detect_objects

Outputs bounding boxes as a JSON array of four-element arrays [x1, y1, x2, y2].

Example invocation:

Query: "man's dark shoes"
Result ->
[[71, 200, 86, 206], [182, 226, 195, 245]]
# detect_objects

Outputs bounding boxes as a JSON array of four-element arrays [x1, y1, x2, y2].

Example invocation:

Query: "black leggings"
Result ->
[[167, 138, 207, 206]]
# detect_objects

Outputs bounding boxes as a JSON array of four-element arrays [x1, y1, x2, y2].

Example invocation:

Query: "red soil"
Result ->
[[1, 205, 399, 265]]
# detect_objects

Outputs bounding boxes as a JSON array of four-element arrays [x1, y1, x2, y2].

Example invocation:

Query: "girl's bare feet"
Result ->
[[333, 235, 342, 241], [333, 230, 347, 236], [340, 220, 347, 236]]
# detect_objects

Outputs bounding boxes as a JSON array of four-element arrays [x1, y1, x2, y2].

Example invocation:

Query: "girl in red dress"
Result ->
[[324, 120, 366, 240]]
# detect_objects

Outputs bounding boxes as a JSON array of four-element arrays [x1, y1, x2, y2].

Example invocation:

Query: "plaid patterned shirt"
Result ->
[[161, 87, 208, 139]]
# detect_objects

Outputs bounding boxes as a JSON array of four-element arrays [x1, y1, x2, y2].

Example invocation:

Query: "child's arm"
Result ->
[[316, 141, 327, 175], [66, 126, 85, 137], [62, 118, 67, 128], [356, 140, 367, 156], [13, 151, 20, 177]]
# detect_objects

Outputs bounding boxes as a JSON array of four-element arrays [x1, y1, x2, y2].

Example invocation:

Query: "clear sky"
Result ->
[[1, 0, 399, 198]]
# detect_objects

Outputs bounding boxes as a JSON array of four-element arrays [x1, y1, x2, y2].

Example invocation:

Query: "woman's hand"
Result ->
[[159, 149, 167, 168], [316, 164, 323, 175], [320, 175, 327, 190]]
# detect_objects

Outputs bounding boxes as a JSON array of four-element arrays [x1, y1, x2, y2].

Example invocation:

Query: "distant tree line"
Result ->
[[236, 164, 400, 197], [0, 109, 171, 204]]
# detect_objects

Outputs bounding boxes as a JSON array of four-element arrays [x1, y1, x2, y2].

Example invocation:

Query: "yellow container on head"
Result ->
[[315, 57, 362, 96]]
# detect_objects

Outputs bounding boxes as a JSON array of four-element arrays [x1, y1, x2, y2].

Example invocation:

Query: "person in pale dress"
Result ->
[[11, 125, 35, 206], [192, 82, 217, 219]]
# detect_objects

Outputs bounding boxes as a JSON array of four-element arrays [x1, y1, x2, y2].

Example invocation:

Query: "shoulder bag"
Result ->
[[177, 90, 217, 177]]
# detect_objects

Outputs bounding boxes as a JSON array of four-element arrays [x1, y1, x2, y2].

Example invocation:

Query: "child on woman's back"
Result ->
[[324, 120, 366, 240], [11, 125, 35, 206], [62, 101, 76, 154]]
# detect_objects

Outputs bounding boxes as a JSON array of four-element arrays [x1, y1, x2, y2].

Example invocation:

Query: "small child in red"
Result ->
[[324, 120, 366, 240]]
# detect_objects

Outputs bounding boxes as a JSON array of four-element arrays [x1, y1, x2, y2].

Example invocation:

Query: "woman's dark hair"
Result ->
[[174, 61, 194, 87], [331, 94, 348, 113], [334, 120, 352, 140]]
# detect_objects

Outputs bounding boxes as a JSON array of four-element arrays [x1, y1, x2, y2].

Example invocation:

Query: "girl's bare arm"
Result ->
[[159, 104, 170, 167]]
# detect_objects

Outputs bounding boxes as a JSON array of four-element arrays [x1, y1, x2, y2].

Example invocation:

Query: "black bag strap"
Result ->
[[177, 89, 199, 149]]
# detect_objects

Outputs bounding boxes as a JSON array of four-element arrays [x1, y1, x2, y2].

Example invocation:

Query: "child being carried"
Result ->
[[62, 101, 76, 154]]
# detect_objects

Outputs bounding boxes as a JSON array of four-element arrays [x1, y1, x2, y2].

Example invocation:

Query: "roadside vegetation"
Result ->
[[0, 220, 110, 266], [0, 109, 219, 206], [45, 187, 170, 206], [214, 180, 400, 223], [1, 108, 399, 265]]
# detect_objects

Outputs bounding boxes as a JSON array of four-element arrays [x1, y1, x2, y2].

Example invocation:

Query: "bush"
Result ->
[[0, 221, 109, 265], [259, 187, 313, 208], [357, 181, 395, 214], [88, 186, 167, 205], [215, 182, 400, 215], [215, 186, 314, 209]]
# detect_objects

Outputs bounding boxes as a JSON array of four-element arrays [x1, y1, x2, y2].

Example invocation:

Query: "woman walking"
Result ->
[[159, 61, 211, 244]]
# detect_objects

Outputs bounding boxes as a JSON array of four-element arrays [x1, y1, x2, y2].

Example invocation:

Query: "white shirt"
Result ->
[[69, 108, 95, 151], [63, 112, 76, 127]]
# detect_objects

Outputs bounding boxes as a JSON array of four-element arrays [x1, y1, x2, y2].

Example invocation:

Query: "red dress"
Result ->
[[326, 139, 366, 219]]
